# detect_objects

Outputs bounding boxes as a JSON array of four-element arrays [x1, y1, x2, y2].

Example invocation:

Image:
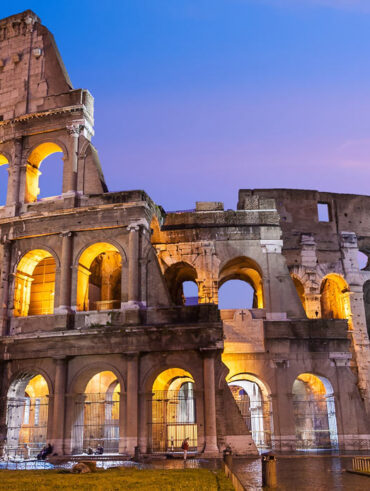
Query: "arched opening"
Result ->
[[292, 373, 338, 450], [6, 373, 49, 458], [72, 371, 120, 454], [25, 143, 63, 203], [14, 249, 56, 317], [227, 373, 272, 450], [292, 275, 306, 312], [77, 243, 122, 311], [38, 153, 64, 200], [218, 257, 264, 309], [320, 274, 352, 328], [0, 153, 9, 206], [218, 280, 255, 309], [164, 262, 198, 306], [151, 368, 197, 452], [182, 281, 199, 306], [363, 280, 370, 339], [358, 251, 369, 270]]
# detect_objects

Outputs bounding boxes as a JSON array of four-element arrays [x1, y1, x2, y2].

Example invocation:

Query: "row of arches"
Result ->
[[4, 368, 338, 456], [14, 243, 122, 316], [0, 143, 64, 206]]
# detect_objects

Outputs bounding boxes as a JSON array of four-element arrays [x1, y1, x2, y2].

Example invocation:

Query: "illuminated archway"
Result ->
[[292, 373, 338, 450], [151, 368, 197, 452], [25, 142, 63, 203], [0, 153, 9, 206], [292, 275, 306, 313], [320, 274, 352, 328], [219, 257, 264, 309], [76, 242, 122, 311], [72, 371, 120, 454], [6, 373, 49, 458], [164, 262, 198, 306], [227, 373, 272, 450], [14, 249, 56, 316]]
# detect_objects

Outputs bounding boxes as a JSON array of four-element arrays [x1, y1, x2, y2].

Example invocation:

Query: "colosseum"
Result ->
[[0, 10, 369, 459]]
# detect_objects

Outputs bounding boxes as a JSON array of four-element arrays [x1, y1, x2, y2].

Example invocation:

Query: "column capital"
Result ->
[[59, 230, 73, 238], [200, 348, 218, 359], [127, 218, 149, 232], [66, 123, 83, 137]]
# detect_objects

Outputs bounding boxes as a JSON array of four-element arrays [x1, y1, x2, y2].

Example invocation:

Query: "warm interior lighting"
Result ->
[[320, 273, 352, 328], [76, 242, 122, 311], [14, 249, 55, 316], [292, 275, 306, 313], [25, 142, 63, 203], [219, 256, 264, 308], [0, 153, 9, 165], [152, 368, 196, 452]]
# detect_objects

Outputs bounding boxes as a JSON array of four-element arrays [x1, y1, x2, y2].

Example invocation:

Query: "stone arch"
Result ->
[[226, 372, 273, 450], [291, 274, 306, 312], [164, 261, 198, 305], [5, 370, 51, 457], [150, 367, 197, 452], [292, 373, 338, 450], [68, 362, 126, 395], [218, 256, 264, 309], [13, 248, 58, 316], [75, 241, 124, 311], [25, 141, 66, 203], [320, 273, 352, 327], [69, 366, 124, 454]]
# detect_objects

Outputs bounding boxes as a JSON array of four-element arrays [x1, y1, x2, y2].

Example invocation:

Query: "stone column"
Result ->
[[127, 222, 141, 306], [52, 357, 68, 455], [64, 124, 81, 195], [202, 350, 219, 454], [55, 231, 73, 313], [6, 138, 22, 212], [125, 353, 139, 454], [0, 239, 11, 336], [138, 391, 149, 454]]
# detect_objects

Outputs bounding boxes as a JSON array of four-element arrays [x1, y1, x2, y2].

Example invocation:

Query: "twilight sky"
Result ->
[[2, 0, 370, 210]]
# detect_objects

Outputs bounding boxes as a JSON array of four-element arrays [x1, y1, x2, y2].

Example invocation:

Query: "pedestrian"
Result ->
[[170, 436, 174, 452], [181, 437, 189, 461]]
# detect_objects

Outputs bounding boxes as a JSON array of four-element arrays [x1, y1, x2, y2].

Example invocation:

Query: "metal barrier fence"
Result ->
[[352, 456, 370, 474]]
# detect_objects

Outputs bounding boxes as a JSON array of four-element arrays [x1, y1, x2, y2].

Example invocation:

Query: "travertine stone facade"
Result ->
[[0, 11, 369, 458]]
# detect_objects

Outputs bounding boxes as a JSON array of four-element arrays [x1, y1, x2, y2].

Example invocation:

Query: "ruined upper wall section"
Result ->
[[238, 188, 370, 253], [0, 10, 73, 120]]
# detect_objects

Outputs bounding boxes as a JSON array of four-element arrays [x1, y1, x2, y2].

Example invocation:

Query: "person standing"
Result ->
[[181, 437, 189, 461]]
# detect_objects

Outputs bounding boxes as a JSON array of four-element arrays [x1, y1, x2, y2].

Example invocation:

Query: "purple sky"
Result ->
[[2, 1, 370, 210]]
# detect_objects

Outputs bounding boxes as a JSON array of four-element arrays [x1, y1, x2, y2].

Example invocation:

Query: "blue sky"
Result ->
[[2, 1, 370, 210]]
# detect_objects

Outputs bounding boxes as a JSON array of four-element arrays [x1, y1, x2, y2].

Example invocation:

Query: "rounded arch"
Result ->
[[320, 273, 352, 325], [226, 372, 273, 450], [292, 372, 338, 450], [76, 242, 123, 312], [6, 371, 51, 457], [25, 142, 65, 203], [151, 367, 197, 453], [14, 248, 57, 317], [0, 152, 10, 165], [68, 362, 126, 395], [143, 362, 200, 394], [7, 368, 54, 399], [164, 261, 198, 306], [219, 256, 264, 308], [75, 240, 127, 268], [0, 153, 9, 206]]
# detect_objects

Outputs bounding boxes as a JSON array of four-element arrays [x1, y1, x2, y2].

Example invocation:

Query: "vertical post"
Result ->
[[127, 222, 140, 305], [0, 239, 12, 336], [125, 353, 139, 454], [64, 124, 81, 195], [6, 138, 22, 211], [202, 350, 219, 454], [52, 357, 68, 455], [55, 231, 73, 313]]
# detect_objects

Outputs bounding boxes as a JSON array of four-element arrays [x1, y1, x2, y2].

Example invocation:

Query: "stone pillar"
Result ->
[[64, 124, 81, 195], [6, 138, 22, 212], [202, 350, 219, 454], [127, 222, 141, 306], [55, 231, 73, 313], [125, 353, 139, 454], [138, 391, 149, 454], [0, 239, 12, 336], [52, 357, 68, 455]]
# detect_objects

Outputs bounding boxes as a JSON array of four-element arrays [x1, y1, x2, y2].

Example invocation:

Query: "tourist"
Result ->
[[95, 444, 104, 455], [37, 443, 53, 460], [181, 438, 189, 461]]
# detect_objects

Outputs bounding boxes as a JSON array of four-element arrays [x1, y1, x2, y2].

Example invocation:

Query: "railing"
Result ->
[[352, 456, 370, 474]]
